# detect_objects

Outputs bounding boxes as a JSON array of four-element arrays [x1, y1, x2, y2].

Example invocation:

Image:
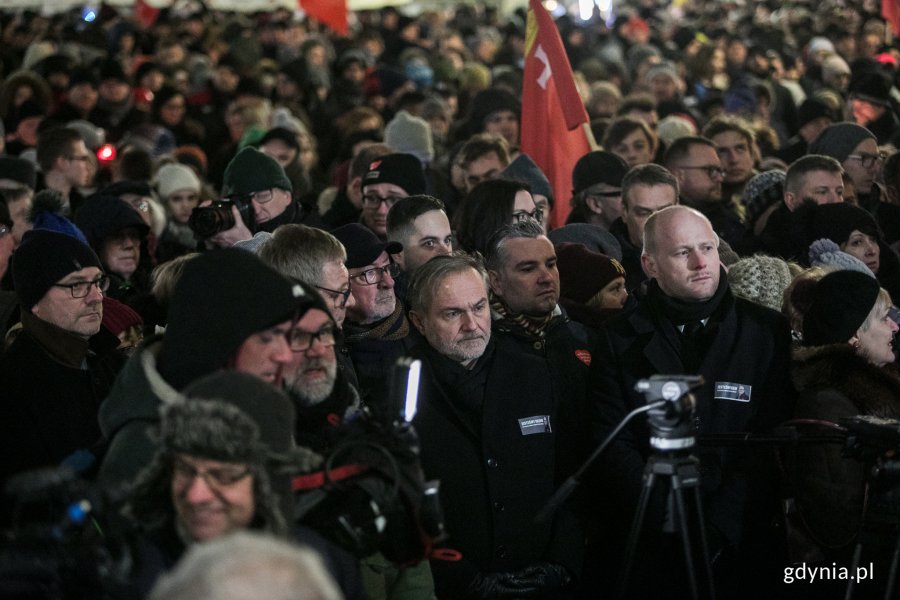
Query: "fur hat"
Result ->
[[157, 248, 316, 390], [332, 223, 402, 269], [362, 153, 426, 196], [222, 147, 292, 197], [156, 163, 201, 200], [384, 111, 434, 164], [102, 296, 143, 336], [802, 269, 881, 346], [12, 229, 102, 310], [808, 123, 876, 164], [0, 156, 37, 189], [742, 170, 785, 227], [572, 151, 629, 196], [547, 223, 623, 260], [727, 254, 795, 313], [502, 154, 553, 204], [555, 242, 626, 304]]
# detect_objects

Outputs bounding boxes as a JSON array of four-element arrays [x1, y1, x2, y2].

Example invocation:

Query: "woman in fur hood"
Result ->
[[787, 269, 900, 568]]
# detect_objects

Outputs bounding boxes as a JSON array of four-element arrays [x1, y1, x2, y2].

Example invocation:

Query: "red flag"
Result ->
[[299, 0, 349, 36], [884, 0, 900, 37], [134, 0, 160, 28], [521, 0, 595, 229]]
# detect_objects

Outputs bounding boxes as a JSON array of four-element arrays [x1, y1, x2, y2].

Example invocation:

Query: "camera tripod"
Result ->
[[616, 445, 716, 600]]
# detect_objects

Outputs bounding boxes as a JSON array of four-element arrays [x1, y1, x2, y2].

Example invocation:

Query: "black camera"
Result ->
[[635, 375, 703, 450], [188, 197, 255, 239]]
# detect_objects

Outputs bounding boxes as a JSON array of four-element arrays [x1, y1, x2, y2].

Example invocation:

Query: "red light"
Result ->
[[97, 144, 116, 162]]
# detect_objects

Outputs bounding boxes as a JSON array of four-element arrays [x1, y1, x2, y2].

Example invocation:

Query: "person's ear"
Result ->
[[393, 250, 407, 271], [849, 333, 862, 351], [641, 253, 657, 279], [585, 195, 603, 215], [487, 269, 504, 296], [409, 309, 425, 334]]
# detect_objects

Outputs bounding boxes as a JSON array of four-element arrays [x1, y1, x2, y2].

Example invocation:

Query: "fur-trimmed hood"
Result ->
[[791, 343, 900, 419]]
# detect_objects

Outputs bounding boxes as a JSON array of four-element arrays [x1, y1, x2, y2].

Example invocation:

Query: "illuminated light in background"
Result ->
[[97, 144, 116, 162], [82, 7, 97, 22], [579, 0, 593, 21]]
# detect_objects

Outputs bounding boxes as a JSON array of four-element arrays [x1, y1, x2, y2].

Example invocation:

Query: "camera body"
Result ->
[[188, 197, 255, 239], [635, 375, 703, 450]]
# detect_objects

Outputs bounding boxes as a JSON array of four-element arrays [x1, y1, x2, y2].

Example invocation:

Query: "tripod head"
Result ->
[[636, 375, 704, 452]]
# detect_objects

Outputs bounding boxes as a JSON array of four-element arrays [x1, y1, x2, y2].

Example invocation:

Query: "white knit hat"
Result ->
[[385, 110, 434, 164], [156, 163, 201, 200]]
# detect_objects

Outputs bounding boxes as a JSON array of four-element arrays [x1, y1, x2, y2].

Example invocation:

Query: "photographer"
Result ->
[[196, 147, 322, 248]]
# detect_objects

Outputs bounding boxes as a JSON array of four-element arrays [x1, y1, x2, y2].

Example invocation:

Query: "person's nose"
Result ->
[[380, 269, 395, 289], [185, 474, 216, 503], [437, 240, 452, 256], [86, 282, 105, 304], [460, 311, 477, 331], [273, 336, 294, 364], [376, 201, 390, 215], [689, 249, 707, 270]]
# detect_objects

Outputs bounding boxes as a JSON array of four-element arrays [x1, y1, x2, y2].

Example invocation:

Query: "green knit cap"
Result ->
[[222, 147, 292, 197]]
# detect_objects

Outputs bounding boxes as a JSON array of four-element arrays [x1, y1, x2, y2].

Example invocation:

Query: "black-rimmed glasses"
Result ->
[[512, 207, 544, 224], [362, 194, 404, 208], [351, 262, 400, 285], [846, 152, 887, 169], [53, 275, 110, 298], [316, 284, 352, 309], [287, 325, 337, 352], [678, 165, 727, 179], [172, 457, 251, 489]]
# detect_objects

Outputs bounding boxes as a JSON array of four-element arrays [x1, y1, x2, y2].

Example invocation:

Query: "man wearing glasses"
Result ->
[[360, 152, 427, 240], [664, 136, 747, 249], [569, 150, 630, 231], [809, 122, 900, 244], [332, 223, 414, 420], [1, 229, 126, 481]]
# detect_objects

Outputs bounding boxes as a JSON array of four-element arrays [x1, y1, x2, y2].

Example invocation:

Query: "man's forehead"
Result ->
[[503, 236, 555, 261], [363, 182, 407, 196], [412, 210, 450, 232], [713, 131, 749, 148], [58, 266, 101, 284], [433, 270, 487, 304]]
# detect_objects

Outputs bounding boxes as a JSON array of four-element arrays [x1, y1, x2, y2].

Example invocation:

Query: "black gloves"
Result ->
[[467, 562, 572, 598]]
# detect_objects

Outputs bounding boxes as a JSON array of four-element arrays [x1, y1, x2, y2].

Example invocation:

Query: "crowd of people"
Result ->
[[3, 0, 900, 598]]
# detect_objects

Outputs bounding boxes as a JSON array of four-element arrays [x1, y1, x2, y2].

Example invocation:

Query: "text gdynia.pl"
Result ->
[[784, 563, 874, 584]]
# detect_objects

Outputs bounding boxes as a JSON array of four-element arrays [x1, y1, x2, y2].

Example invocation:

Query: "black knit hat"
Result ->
[[572, 151, 629, 195], [331, 223, 402, 269], [73, 194, 150, 252], [802, 269, 881, 346], [258, 127, 300, 151], [808, 123, 876, 164], [362, 153, 426, 195], [222, 147, 293, 197], [796, 201, 881, 251], [157, 248, 316, 390], [12, 229, 102, 310], [467, 87, 521, 133], [0, 156, 37, 188], [797, 97, 840, 128], [849, 71, 892, 107]]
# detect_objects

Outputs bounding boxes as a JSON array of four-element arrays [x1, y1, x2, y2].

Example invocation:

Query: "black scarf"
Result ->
[[646, 266, 730, 326]]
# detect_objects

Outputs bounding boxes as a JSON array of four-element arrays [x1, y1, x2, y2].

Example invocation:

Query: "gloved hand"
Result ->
[[466, 562, 572, 598]]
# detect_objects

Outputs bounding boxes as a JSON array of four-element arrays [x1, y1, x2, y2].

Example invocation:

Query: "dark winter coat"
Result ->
[[411, 337, 583, 598], [0, 312, 126, 481], [609, 218, 646, 294], [788, 344, 900, 554]]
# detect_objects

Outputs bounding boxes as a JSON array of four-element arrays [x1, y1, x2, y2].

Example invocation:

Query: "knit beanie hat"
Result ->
[[808, 123, 876, 164], [157, 248, 316, 390], [808, 37, 836, 56], [0, 156, 37, 188], [222, 147, 293, 198], [555, 242, 627, 304], [572, 151, 629, 195], [502, 154, 553, 204], [821, 55, 851, 82], [802, 269, 881, 346], [332, 223, 402, 268], [727, 254, 795, 313], [797, 97, 840, 128], [547, 223, 623, 259], [656, 114, 697, 146], [849, 71, 892, 107], [741, 170, 786, 227], [102, 296, 143, 336], [156, 163, 201, 200], [362, 153, 426, 196], [384, 111, 434, 164], [12, 229, 102, 310], [808, 238, 875, 276], [73, 194, 150, 252], [467, 88, 521, 134], [258, 127, 301, 152]]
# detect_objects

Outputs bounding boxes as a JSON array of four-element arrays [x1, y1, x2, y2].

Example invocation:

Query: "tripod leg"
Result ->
[[690, 485, 716, 600], [616, 470, 657, 600], [884, 535, 900, 600], [672, 483, 701, 600], [844, 543, 863, 600]]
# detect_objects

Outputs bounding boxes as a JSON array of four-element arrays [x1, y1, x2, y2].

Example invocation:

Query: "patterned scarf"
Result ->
[[490, 292, 557, 338], [344, 299, 410, 342]]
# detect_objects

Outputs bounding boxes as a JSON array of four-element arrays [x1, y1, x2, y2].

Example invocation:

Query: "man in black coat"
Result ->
[[407, 254, 582, 599], [590, 205, 795, 599], [0, 229, 126, 482]]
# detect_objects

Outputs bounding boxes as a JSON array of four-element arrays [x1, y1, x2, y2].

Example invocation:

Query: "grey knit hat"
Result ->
[[727, 254, 795, 313], [502, 154, 553, 204], [808, 238, 875, 276], [384, 111, 434, 164], [741, 170, 785, 227], [808, 123, 876, 164]]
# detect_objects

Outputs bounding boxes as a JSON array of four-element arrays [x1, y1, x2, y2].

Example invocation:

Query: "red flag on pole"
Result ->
[[299, 0, 349, 36], [521, 0, 595, 229], [134, 0, 160, 28], [884, 0, 900, 37]]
